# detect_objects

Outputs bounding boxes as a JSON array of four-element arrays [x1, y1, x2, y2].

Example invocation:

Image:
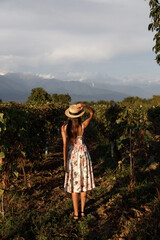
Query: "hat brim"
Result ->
[[65, 107, 85, 118]]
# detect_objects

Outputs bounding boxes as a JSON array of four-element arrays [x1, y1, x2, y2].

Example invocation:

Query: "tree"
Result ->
[[122, 96, 143, 105], [51, 93, 71, 104], [51, 94, 59, 103], [150, 95, 160, 105], [122, 97, 136, 105], [27, 88, 52, 104], [148, 0, 160, 65], [58, 94, 71, 104]]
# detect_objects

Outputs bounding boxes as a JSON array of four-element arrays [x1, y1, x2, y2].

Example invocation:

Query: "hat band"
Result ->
[[69, 109, 84, 116]]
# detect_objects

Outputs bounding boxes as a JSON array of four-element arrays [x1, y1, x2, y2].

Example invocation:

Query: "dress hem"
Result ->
[[64, 186, 96, 194]]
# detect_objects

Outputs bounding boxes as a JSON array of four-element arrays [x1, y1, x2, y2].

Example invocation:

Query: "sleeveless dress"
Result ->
[[64, 125, 95, 193]]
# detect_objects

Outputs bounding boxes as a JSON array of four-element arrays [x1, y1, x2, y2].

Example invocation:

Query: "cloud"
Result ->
[[0, 0, 158, 78], [60, 71, 115, 82]]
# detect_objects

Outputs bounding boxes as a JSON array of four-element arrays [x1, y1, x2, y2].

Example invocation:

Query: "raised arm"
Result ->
[[76, 103, 94, 129], [61, 125, 68, 172]]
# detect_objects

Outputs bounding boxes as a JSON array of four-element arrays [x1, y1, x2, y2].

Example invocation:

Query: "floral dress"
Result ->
[[64, 125, 95, 193]]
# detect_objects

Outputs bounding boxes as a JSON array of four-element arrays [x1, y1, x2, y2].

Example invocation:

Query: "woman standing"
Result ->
[[61, 103, 95, 220]]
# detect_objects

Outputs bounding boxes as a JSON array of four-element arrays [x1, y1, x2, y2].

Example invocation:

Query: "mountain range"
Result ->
[[0, 72, 160, 103]]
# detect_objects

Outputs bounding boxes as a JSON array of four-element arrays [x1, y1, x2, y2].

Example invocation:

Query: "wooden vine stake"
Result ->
[[111, 141, 114, 158]]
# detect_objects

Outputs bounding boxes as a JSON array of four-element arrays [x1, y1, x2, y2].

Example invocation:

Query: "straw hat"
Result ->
[[65, 104, 85, 118]]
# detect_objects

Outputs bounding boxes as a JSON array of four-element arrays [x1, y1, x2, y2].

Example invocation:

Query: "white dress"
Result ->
[[64, 125, 95, 193]]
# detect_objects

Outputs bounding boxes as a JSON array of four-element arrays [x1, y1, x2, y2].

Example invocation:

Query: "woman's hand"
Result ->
[[76, 103, 85, 109]]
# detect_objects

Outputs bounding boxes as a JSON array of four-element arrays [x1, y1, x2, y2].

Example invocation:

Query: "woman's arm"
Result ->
[[76, 103, 94, 128], [61, 125, 68, 172]]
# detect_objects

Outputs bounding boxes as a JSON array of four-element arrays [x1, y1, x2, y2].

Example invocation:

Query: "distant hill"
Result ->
[[0, 73, 128, 102], [0, 74, 29, 102], [82, 80, 152, 99], [0, 72, 160, 103]]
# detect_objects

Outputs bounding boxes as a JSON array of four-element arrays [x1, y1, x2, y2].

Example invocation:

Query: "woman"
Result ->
[[61, 103, 95, 220]]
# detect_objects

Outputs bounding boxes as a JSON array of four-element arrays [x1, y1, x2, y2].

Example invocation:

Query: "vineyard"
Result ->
[[0, 98, 160, 239]]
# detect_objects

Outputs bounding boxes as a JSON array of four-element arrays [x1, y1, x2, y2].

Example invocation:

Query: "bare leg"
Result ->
[[80, 191, 87, 216], [72, 193, 79, 218]]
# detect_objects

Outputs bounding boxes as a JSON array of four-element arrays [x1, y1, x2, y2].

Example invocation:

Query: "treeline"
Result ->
[[86, 95, 160, 107], [1, 86, 160, 107]]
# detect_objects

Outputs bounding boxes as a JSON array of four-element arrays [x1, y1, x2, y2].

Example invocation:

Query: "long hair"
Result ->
[[67, 117, 82, 143]]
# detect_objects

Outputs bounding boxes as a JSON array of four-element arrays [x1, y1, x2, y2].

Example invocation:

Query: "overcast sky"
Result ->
[[0, 0, 159, 82]]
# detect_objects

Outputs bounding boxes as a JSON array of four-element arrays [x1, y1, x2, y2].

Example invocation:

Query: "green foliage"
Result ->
[[0, 97, 160, 239], [148, 105, 160, 134], [105, 103, 123, 141], [0, 152, 5, 159], [52, 93, 71, 104], [51, 93, 59, 103], [116, 105, 148, 150], [0, 113, 6, 133], [91, 99, 160, 195], [97, 100, 108, 105], [0, 103, 66, 191], [147, 106, 160, 166], [27, 87, 52, 104], [0, 113, 5, 174], [27, 87, 71, 105], [150, 95, 160, 105], [147, 0, 160, 65], [122, 96, 144, 105]]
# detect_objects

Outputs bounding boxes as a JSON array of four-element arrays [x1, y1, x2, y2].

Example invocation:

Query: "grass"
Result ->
[[0, 140, 160, 240]]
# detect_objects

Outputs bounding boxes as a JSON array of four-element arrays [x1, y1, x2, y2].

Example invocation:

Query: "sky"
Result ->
[[0, 0, 160, 83]]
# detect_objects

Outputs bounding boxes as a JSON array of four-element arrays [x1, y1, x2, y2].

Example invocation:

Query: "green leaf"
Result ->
[[21, 151, 26, 157], [116, 119, 123, 124], [148, 23, 154, 31], [119, 135, 127, 141], [0, 113, 4, 119], [13, 171, 19, 178], [117, 144, 123, 150], [0, 152, 5, 158], [0, 189, 4, 195], [0, 163, 2, 170]]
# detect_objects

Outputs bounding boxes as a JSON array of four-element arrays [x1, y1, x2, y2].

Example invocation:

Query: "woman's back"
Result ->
[[65, 123, 84, 146], [74, 124, 84, 137]]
